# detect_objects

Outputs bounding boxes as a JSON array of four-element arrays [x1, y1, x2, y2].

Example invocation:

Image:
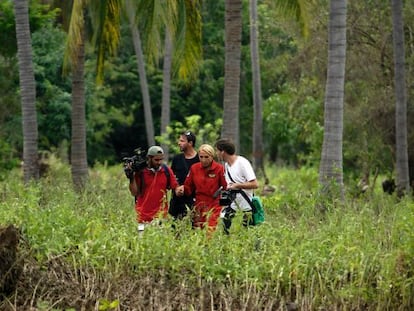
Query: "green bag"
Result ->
[[238, 190, 265, 226], [251, 196, 265, 225], [225, 169, 265, 226]]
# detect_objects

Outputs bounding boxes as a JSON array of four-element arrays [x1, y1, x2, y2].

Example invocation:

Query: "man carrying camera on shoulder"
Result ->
[[215, 138, 258, 234], [125, 145, 184, 235]]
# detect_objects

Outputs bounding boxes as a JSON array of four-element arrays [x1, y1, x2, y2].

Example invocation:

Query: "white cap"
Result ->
[[147, 146, 164, 156]]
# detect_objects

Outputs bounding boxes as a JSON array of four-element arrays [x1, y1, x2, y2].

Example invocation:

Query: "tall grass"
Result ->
[[1, 159, 413, 310]]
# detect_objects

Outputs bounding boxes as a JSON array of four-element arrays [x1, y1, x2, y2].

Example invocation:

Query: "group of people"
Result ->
[[126, 131, 258, 236]]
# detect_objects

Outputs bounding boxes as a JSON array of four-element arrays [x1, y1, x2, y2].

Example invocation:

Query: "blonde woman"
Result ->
[[184, 144, 227, 232]]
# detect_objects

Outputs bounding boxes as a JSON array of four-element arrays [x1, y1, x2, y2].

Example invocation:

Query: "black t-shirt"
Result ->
[[171, 153, 200, 185], [169, 153, 200, 217]]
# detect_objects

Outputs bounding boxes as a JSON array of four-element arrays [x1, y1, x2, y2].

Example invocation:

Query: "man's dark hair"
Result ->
[[182, 131, 196, 147], [215, 138, 236, 155]]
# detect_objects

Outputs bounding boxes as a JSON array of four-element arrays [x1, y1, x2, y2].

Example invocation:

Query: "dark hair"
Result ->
[[215, 138, 235, 155], [182, 131, 196, 146]]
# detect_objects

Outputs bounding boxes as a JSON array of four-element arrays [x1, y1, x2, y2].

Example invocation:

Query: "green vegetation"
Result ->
[[2, 0, 413, 178], [1, 159, 413, 310]]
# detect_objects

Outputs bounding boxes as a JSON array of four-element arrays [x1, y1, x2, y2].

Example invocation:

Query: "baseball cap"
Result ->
[[147, 145, 164, 156]]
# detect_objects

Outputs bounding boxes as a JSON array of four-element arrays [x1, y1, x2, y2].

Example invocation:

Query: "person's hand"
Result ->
[[124, 166, 134, 180], [124, 161, 137, 179], [175, 185, 184, 196], [227, 182, 238, 190]]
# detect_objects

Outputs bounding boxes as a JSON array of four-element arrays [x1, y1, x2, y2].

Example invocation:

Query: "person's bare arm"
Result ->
[[129, 173, 140, 196], [227, 179, 258, 190]]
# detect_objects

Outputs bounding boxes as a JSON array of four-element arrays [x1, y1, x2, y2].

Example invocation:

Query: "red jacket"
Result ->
[[184, 161, 227, 209], [135, 165, 178, 222]]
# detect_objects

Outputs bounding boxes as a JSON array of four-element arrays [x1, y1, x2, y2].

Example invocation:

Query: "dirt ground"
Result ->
[[0, 225, 21, 298]]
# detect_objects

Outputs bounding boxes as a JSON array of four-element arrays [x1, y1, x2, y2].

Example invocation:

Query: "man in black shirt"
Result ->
[[169, 131, 200, 220]]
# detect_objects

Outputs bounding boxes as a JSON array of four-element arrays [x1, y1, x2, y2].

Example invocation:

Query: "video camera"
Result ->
[[219, 189, 239, 206], [122, 148, 147, 179]]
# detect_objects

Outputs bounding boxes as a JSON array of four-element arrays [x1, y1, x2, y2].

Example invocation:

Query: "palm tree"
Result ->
[[160, 0, 202, 159], [160, 31, 173, 159], [222, 0, 242, 148], [250, 0, 263, 175], [390, 0, 410, 195], [127, 0, 202, 154], [64, 0, 200, 191], [13, 0, 39, 183], [69, 12, 88, 190], [250, 0, 309, 180], [125, 0, 155, 147], [318, 0, 347, 200], [64, 0, 122, 190]]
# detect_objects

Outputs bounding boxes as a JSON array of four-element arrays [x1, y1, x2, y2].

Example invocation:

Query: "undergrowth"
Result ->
[[0, 159, 413, 310]]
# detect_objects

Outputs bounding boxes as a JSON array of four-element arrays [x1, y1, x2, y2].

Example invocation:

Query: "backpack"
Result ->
[[163, 164, 171, 189]]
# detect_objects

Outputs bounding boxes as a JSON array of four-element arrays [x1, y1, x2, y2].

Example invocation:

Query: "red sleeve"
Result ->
[[167, 166, 179, 189], [183, 167, 195, 196], [219, 165, 227, 190]]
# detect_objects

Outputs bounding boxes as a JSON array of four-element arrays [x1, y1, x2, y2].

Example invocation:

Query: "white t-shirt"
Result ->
[[224, 156, 256, 212]]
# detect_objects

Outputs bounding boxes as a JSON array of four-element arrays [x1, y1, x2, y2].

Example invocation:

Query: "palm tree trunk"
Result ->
[[391, 0, 410, 195], [71, 26, 88, 190], [318, 0, 347, 200], [249, 0, 267, 182], [13, 0, 39, 183], [222, 0, 242, 149], [161, 31, 173, 160], [126, 0, 155, 147]]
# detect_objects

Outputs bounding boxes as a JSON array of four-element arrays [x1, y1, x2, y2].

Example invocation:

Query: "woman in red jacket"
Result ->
[[184, 144, 227, 232]]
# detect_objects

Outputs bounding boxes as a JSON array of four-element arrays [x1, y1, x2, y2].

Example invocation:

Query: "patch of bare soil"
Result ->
[[0, 225, 285, 310], [0, 225, 22, 297]]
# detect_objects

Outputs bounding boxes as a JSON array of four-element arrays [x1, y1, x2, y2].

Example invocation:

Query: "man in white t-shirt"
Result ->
[[215, 138, 258, 234]]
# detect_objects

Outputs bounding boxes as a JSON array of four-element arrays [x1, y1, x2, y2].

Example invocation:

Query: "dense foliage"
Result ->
[[1, 161, 413, 309], [1, 1, 413, 182]]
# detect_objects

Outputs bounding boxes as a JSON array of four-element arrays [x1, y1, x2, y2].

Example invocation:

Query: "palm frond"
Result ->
[[265, 0, 314, 38], [63, 0, 86, 75], [173, 0, 202, 81], [88, 0, 122, 84]]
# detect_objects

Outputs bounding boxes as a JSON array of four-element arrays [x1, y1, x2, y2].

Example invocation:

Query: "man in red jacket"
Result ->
[[128, 146, 183, 234]]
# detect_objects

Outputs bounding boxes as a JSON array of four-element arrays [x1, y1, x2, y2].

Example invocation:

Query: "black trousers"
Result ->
[[169, 195, 194, 220], [222, 206, 254, 234]]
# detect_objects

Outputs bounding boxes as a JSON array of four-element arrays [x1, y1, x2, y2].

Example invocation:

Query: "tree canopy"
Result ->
[[1, 0, 413, 187]]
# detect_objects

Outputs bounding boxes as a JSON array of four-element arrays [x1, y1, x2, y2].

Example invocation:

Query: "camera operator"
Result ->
[[126, 145, 183, 235], [215, 138, 258, 234], [169, 131, 200, 220]]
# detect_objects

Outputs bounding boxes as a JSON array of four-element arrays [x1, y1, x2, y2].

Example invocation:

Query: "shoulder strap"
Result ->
[[163, 164, 171, 189], [226, 166, 235, 183], [238, 190, 256, 211], [226, 168, 255, 211], [226, 166, 256, 197]]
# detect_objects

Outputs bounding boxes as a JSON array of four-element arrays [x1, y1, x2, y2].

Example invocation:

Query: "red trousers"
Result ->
[[192, 204, 222, 231]]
